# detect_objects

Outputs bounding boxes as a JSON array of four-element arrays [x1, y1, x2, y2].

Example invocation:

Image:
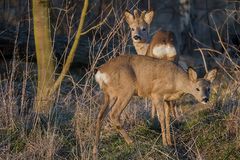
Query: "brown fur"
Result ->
[[93, 55, 217, 159], [125, 10, 177, 61], [125, 10, 180, 120], [124, 9, 195, 70], [146, 30, 177, 61], [125, 10, 201, 120], [124, 10, 153, 55]]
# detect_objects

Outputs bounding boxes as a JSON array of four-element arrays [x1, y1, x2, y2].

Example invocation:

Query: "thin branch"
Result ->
[[196, 48, 208, 73], [80, 8, 113, 36], [50, 0, 89, 95]]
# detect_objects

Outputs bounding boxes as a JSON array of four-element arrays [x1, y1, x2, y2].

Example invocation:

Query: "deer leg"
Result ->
[[170, 101, 180, 120], [154, 98, 167, 146], [174, 102, 181, 120], [151, 102, 156, 120], [93, 94, 116, 160], [164, 101, 172, 145], [109, 91, 134, 145], [170, 101, 177, 119]]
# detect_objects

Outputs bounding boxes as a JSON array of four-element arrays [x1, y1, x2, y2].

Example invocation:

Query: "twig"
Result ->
[[152, 147, 175, 160], [80, 8, 113, 36], [197, 48, 208, 73], [50, 0, 89, 95]]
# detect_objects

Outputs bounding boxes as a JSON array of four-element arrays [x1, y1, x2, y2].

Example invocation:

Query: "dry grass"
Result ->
[[0, 2, 240, 160]]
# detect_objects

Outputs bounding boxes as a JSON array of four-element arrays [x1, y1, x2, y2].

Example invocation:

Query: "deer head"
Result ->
[[124, 9, 154, 43], [187, 68, 217, 104]]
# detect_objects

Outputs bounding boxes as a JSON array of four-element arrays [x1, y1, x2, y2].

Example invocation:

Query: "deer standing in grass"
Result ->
[[93, 55, 217, 159]]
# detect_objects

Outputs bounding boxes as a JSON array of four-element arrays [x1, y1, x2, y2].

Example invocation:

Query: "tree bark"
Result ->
[[32, 0, 89, 114], [32, 0, 55, 114]]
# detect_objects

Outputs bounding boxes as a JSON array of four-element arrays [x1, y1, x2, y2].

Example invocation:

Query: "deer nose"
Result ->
[[202, 97, 209, 103], [133, 35, 141, 41]]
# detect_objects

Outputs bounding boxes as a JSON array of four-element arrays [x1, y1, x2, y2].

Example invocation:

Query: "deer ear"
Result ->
[[188, 67, 197, 82], [144, 11, 154, 24], [124, 11, 134, 25], [204, 69, 217, 83]]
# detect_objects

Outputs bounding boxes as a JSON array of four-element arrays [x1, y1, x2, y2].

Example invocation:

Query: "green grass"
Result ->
[[96, 105, 239, 160], [0, 60, 239, 159], [0, 106, 239, 159], [177, 108, 240, 160], [99, 124, 179, 160]]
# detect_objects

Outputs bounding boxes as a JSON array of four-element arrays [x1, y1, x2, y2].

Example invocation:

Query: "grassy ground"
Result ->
[[0, 60, 239, 160], [1, 1, 240, 159]]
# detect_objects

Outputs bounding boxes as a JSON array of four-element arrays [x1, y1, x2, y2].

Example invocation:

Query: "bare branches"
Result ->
[[80, 8, 113, 36], [50, 0, 89, 95]]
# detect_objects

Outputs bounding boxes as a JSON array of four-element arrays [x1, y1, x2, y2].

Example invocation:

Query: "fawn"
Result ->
[[93, 55, 217, 159]]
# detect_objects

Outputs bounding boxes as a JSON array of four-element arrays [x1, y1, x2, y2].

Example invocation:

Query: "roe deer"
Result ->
[[124, 9, 154, 56], [124, 9, 196, 70], [93, 55, 217, 159], [124, 9, 177, 61]]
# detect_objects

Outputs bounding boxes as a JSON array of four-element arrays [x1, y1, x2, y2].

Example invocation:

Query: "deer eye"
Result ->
[[131, 28, 135, 31], [196, 88, 200, 91], [142, 28, 146, 31]]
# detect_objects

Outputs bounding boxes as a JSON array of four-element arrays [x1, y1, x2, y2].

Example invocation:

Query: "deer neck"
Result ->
[[175, 71, 195, 96], [133, 41, 149, 56]]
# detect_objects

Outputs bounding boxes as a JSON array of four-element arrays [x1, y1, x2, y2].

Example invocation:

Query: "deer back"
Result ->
[[146, 30, 177, 61]]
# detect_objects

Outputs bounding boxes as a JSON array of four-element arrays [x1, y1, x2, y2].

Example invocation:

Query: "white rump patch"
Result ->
[[152, 44, 177, 58], [95, 71, 110, 87]]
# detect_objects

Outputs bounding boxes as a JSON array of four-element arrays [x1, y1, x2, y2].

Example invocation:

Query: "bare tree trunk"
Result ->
[[32, 0, 55, 114], [32, 0, 89, 114]]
